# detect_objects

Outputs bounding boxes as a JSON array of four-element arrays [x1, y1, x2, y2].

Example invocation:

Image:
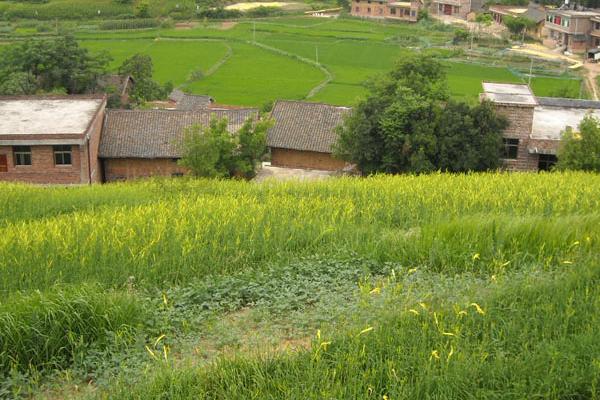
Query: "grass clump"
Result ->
[[0, 285, 146, 375]]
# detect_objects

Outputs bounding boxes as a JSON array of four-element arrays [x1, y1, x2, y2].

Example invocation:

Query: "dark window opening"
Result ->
[[13, 146, 32, 166], [53, 145, 72, 165], [0, 154, 7, 172], [538, 154, 557, 171], [502, 138, 519, 159], [367, 7, 371, 12], [390, 7, 396, 14], [172, 172, 184, 177]]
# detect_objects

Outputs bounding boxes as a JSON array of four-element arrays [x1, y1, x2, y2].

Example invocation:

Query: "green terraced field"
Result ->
[[4, 16, 586, 106]]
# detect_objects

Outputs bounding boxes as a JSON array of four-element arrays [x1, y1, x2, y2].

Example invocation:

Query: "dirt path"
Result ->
[[583, 62, 600, 100]]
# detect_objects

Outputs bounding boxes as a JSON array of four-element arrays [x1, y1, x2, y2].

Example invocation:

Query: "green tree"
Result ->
[[334, 54, 506, 174], [0, 72, 37, 95], [178, 115, 271, 179], [503, 15, 535, 36], [556, 114, 600, 172], [118, 54, 172, 104], [0, 35, 109, 95], [235, 117, 274, 179]]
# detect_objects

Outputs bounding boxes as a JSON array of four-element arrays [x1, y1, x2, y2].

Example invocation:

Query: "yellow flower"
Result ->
[[370, 287, 381, 295], [430, 350, 440, 360], [472, 253, 480, 261], [442, 332, 455, 336], [470, 303, 485, 315], [447, 346, 454, 362], [358, 327, 374, 336], [408, 309, 419, 316]]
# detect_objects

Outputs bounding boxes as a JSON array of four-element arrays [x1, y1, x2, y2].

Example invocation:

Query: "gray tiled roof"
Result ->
[[99, 109, 257, 158], [536, 97, 600, 109], [267, 100, 351, 154], [176, 94, 214, 110]]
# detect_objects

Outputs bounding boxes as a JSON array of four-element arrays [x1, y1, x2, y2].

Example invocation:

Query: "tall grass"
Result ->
[[0, 285, 146, 374], [0, 173, 598, 294]]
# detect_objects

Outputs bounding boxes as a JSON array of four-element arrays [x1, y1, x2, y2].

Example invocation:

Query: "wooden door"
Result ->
[[443, 4, 452, 15], [0, 154, 7, 173]]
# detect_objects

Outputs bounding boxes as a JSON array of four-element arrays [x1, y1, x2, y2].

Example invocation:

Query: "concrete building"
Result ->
[[430, 0, 472, 19], [544, 9, 600, 53], [481, 82, 600, 171], [351, 0, 422, 22], [99, 108, 257, 182], [267, 101, 350, 171], [0, 95, 106, 184]]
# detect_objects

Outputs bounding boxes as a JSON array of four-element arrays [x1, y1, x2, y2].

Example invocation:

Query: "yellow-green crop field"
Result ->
[[0, 172, 599, 398]]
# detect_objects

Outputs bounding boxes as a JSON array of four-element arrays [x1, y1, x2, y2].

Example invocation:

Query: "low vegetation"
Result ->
[[557, 114, 600, 172], [0, 173, 598, 398]]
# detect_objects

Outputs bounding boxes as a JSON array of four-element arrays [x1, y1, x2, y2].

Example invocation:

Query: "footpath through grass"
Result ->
[[0, 172, 598, 398]]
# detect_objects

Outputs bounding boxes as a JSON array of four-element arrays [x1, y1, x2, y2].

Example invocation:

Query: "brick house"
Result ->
[[489, 4, 546, 39], [430, 0, 472, 19], [350, 0, 422, 22], [543, 9, 600, 53], [0, 95, 106, 184], [99, 108, 257, 181], [267, 100, 350, 171], [481, 82, 600, 171]]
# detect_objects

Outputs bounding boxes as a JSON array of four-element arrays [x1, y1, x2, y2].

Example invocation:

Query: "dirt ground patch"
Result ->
[[220, 21, 238, 30], [255, 164, 335, 182], [175, 22, 199, 30]]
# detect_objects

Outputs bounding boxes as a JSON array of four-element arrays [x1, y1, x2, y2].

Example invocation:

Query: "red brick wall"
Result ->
[[271, 148, 346, 171], [0, 145, 84, 184], [86, 101, 106, 183], [103, 158, 189, 182], [492, 103, 539, 171]]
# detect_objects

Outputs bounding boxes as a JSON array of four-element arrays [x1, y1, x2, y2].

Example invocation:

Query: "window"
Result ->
[[538, 154, 557, 171], [355, 6, 360, 11], [502, 138, 519, 159], [53, 145, 72, 165], [367, 7, 371, 12], [13, 146, 32, 166], [390, 7, 396, 14], [378, 7, 383, 14], [0, 154, 7, 172], [411, 10, 416, 16], [171, 172, 184, 177], [453, 6, 459, 13]]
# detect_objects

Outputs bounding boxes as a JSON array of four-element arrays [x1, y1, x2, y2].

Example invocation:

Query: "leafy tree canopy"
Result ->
[[334, 54, 507, 174], [0, 35, 110, 95], [556, 114, 600, 172], [118, 54, 172, 105], [178, 116, 273, 179]]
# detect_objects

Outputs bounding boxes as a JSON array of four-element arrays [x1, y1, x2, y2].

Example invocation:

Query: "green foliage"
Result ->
[[334, 55, 507, 174], [178, 118, 238, 178], [178, 116, 271, 179], [0, 285, 145, 375], [0, 35, 110, 94], [503, 15, 536, 35], [118, 53, 171, 103], [99, 18, 159, 30], [475, 12, 493, 26], [556, 114, 600, 172], [453, 28, 469, 44]]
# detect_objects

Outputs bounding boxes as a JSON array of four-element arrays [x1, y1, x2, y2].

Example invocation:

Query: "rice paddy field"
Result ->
[[68, 17, 586, 106], [0, 172, 599, 399]]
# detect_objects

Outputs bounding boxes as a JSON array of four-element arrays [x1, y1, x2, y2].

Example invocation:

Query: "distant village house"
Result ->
[[267, 101, 350, 171], [0, 95, 106, 184], [351, 0, 422, 22], [489, 3, 546, 39], [543, 9, 600, 52]]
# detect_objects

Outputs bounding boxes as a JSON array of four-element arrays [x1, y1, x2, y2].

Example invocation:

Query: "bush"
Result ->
[[556, 114, 600, 171], [99, 18, 159, 30]]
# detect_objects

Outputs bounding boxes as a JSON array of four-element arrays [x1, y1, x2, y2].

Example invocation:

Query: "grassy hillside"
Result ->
[[0, 173, 599, 398]]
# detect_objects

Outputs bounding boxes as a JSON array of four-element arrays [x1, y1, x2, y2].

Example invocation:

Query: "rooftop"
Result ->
[[481, 82, 537, 106], [99, 109, 257, 158], [548, 9, 600, 17], [532, 97, 600, 140], [0, 97, 104, 136], [169, 89, 214, 110], [267, 100, 351, 154]]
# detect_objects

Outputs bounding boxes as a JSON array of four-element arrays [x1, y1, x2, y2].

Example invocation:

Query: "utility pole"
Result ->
[[528, 58, 533, 86]]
